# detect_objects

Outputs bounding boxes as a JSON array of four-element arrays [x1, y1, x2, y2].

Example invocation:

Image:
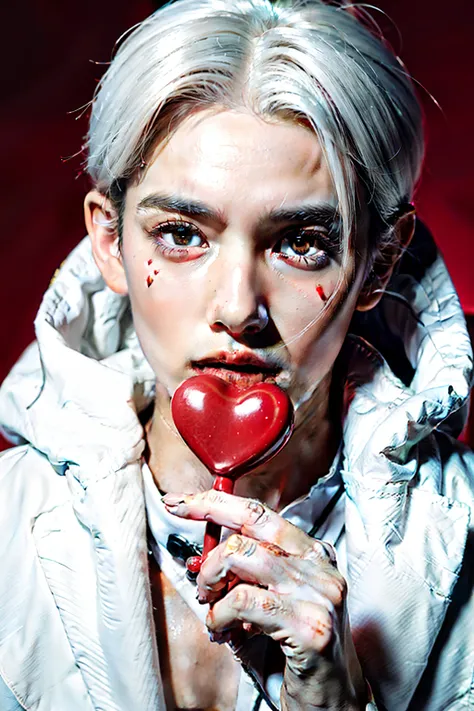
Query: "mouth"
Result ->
[[191, 353, 283, 389]]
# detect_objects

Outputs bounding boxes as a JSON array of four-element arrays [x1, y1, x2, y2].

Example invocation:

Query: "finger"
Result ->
[[198, 535, 344, 608], [163, 489, 312, 555], [197, 534, 295, 603], [207, 584, 334, 657]]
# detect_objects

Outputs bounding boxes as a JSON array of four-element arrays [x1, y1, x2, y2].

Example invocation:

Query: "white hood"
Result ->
[[0, 239, 156, 471]]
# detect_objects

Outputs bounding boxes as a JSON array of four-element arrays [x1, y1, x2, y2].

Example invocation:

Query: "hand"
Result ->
[[163, 490, 366, 710]]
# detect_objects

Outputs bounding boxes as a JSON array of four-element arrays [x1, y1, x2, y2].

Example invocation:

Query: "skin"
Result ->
[[85, 108, 414, 710]]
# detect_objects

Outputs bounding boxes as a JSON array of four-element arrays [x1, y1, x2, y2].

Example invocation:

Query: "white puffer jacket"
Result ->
[[0, 227, 473, 711]]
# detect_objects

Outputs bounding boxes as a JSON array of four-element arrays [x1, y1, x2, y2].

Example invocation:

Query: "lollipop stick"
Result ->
[[202, 475, 234, 560]]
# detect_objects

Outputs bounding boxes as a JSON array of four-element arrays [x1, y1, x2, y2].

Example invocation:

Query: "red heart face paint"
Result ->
[[144, 259, 160, 287], [316, 284, 327, 302]]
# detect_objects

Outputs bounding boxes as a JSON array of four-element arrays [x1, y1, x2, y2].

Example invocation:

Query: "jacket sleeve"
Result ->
[[406, 432, 474, 709]]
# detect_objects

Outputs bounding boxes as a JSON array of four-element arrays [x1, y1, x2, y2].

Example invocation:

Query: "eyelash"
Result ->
[[147, 219, 337, 271], [273, 228, 336, 271], [148, 220, 207, 260]]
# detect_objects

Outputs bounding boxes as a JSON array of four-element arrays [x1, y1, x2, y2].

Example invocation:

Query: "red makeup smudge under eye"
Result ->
[[154, 269, 159, 275], [146, 275, 154, 288], [147, 259, 153, 266], [316, 284, 327, 302]]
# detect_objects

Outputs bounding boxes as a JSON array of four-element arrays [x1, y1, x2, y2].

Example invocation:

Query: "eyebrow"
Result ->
[[265, 203, 341, 227], [137, 194, 225, 224], [136, 192, 341, 237]]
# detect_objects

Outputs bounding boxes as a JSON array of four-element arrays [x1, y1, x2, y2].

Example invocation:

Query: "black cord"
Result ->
[[307, 482, 345, 539], [251, 690, 264, 711]]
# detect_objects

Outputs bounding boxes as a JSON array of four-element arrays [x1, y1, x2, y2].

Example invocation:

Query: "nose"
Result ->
[[207, 252, 269, 338]]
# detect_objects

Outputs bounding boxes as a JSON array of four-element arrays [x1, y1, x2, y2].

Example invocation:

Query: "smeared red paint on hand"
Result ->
[[260, 541, 290, 557]]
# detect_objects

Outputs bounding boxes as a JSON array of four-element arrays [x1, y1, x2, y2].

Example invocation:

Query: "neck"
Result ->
[[145, 372, 341, 512]]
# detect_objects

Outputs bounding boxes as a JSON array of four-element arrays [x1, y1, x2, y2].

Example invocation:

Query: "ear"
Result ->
[[84, 190, 128, 295], [356, 208, 416, 312]]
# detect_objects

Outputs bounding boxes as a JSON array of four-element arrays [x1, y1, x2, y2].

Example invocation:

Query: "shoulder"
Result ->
[[0, 445, 73, 579], [0, 446, 96, 710], [0, 445, 71, 527]]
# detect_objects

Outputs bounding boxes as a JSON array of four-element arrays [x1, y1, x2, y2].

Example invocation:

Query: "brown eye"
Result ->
[[150, 221, 207, 248], [275, 230, 329, 267], [289, 237, 313, 256], [169, 224, 201, 246]]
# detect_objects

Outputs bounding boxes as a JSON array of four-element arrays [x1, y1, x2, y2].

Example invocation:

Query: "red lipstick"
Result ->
[[191, 351, 282, 388]]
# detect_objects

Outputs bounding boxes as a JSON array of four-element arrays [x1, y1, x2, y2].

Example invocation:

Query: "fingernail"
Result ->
[[162, 494, 186, 507], [196, 586, 209, 605]]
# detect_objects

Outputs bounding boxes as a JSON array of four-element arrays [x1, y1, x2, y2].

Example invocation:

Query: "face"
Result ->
[[117, 109, 369, 407]]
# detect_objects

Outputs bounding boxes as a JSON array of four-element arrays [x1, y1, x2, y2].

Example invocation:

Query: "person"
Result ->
[[0, 0, 473, 709]]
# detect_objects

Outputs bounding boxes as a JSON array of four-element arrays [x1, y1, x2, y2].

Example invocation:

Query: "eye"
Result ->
[[152, 221, 207, 248], [273, 229, 332, 271], [147, 220, 208, 261]]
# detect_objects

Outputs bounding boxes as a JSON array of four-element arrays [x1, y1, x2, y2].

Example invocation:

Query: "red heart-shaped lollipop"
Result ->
[[171, 375, 294, 479]]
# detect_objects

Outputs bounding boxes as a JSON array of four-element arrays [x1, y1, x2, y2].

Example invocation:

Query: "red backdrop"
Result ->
[[1, 1, 473, 448]]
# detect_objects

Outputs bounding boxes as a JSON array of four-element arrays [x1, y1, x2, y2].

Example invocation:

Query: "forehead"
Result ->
[[128, 109, 338, 221]]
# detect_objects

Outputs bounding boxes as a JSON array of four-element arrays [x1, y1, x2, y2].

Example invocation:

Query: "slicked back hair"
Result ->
[[86, 0, 424, 261]]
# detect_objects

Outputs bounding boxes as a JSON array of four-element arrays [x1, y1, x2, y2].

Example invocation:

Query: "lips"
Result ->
[[191, 352, 282, 389]]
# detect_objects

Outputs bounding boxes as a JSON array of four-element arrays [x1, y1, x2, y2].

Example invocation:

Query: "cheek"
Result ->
[[123, 250, 206, 384], [268, 263, 359, 383], [266, 265, 341, 348]]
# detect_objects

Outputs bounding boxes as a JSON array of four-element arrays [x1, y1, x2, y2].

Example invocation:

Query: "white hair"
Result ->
[[86, 0, 424, 255]]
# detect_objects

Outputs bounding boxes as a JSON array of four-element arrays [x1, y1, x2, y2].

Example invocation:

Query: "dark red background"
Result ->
[[1, 1, 473, 448]]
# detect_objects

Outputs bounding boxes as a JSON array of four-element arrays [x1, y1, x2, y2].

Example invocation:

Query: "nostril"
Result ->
[[210, 321, 227, 333], [210, 303, 269, 336], [246, 323, 262, 334]]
